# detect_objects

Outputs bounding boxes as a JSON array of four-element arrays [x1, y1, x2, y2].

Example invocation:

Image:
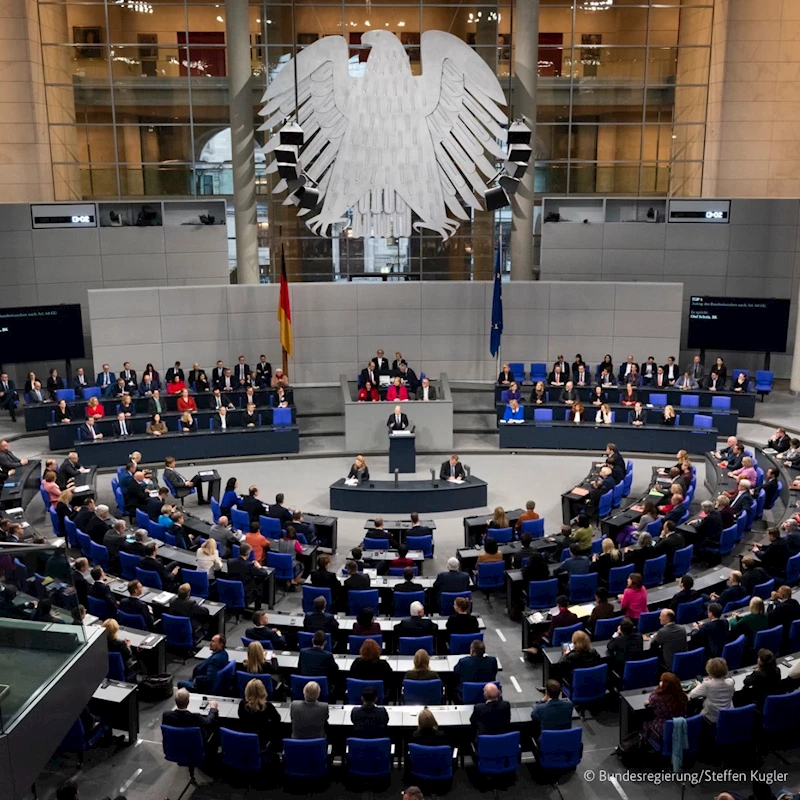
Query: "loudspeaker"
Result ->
[[280, 122, 304, 147], [504, 159, 528, 179], [499, 174, 520, 195], [295, 185, 320, 209], [276, 144, 299, 164], [508, 120, 532, 145], [484, 185, 510, 211], [508, 143, 532, 163], [278, 161, 301, 181]]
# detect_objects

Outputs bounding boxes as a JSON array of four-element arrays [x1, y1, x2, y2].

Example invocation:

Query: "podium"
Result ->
[[389, 431, 416, 473]]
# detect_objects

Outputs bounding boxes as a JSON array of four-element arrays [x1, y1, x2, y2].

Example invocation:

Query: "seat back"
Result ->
[[408, 743, 453, 781], [118, 610, 148, 631], [671, 545, 693, 578], [394, 590, 425, 618], [637, 609, 662, 634], [552, 622, 583, 648], [389, 566, 419, 577], [87, 595, 114, 620], [788, 553, 800, 586], [135, 508, 150, 530], [231, 508, 250, 533], [216, 578, 246, 609], [622, 657, 658, 691], [569, 664, 607, 704], [530, 363, 547, 381], [220, 728, 262, 772], [753, 624, 784, 655], [675, 597, 704, 625], [533, 408, 553, 422], [612, 482, 624, 509], [348, 589, 380, 616], [462, 680, 501, 705], [363, 537, 389, 550], [671, 647, 705, 680], [608, 564, 634, 595], [348, 634, 383, 655], [63, 513, 78, 545], [693, 413, 712, 428], [450, 631, 482, 655], [645, 518, 663, 538], [89, 542, 110, 571], [762, 689, 800, 732], [592, 615, 624, 641], [406, 534, 433, 557], [290, 674, 329, 701], [118, 551, 139, 581], [598, 490, 613, 518], [710, 395, 731, 410], [721, 634, 746, 670], [182, 568, 209, 599], [649, 393, 667, 406], [791, 619, 800, 653], [283, 737, 328, 778], [658, 714, 703, 759], [161, 613, 195, 648], [682, 395, 700, 408], [722, 596, 750, 615], [161, 725, 205, 768], [753, 579, 775, 599], [211, 660, 235, 695], [399, 635, 434, 656], [440, 590, 471, 616], [259, 515, 283, 538], [235, 671, 274, 698], [346, 736, 392, 779], [538, 728, 583, 770], [520, 518, 545, 538], [135, 567, 162, 591], [528, 578, 559, 610], [642, 554, 667, 586], [266, 551, 295, 581], [297, 630, 332, 651], [716, 704, 755, 746], [475, 731, 520, 776], [346, 678, 386, 705], [403, 678, 443, 705], [83, 387, 101, 400], [76, 531, 93, 560], [303, 585, 332, 613], [755, 370, 774, 392], [476, 561, 505, 590], [210, 496, 221, 523], [107, 652, 126, 681], [568, 572, 598, 603], [487, 526, 512, 544]]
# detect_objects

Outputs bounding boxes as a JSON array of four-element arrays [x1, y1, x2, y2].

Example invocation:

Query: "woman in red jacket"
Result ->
[[176, 388, 197, 412], [85, 396, 104, 418], [358, 380, 379, 402], [167, 375, 187, 395], [386, 376, 408, 402]]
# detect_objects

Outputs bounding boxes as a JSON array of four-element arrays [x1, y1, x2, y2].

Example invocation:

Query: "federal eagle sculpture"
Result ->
[[259, 29, 509, 240]]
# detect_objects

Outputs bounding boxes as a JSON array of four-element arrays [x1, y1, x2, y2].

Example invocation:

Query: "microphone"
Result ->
[[465, 465, 471, 479], [394, 468, 399, 487], [430, 468, 436, 485]]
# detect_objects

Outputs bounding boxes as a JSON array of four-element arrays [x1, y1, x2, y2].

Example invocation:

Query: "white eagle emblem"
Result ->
[[259, 30, 509, 240]]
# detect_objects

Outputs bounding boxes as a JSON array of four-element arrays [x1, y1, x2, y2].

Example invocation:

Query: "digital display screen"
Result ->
[[687, 296, 790, 352], [0, 305, 85, 363]]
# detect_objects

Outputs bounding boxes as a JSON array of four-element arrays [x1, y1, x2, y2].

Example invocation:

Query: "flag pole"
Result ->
[[496, 232, 503, 375]]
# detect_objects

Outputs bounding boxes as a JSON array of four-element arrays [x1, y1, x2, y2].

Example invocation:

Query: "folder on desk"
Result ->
[[568, 604, 594, 617], [571, 487, 589, 497]]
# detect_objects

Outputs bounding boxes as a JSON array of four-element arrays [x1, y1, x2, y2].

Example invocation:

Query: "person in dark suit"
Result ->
[[255, 356, 272, 388], [226, 542, 268, 609], [165, 362, 185, 384], [119, 362, 137, 392], [387, 406, 409, 431], [242, 404, 259, 427], [433, 558, 471, 603], [211, 361, 226, 389], [85, 504, 114, 544], [309, 555, 342, 604], [162, 688, 219, 748], [0, 374, 17, 421], [668, 574, 705, 612], [440, 455, 466, 481], [530, 680, 574, 741], [768, 428, 791, 453], [453, 640, 498, 691], [111, 412, 132, 437], [689, 603, 728, 658], [168, 583, 210, 636], [73, 497, 96, 531], [102, 520, 128, 574], [407, 512, 432, 539], [57, 452, 83, 487], [752, 527, 790, 578], [126, 471, 150, 515], [663, 357, 679, 385], [343, 560, 370, 592], [71, 558, 90, 607], [740, 556, 771, 597], [268, 494, 293, 529], [446, 596, 480, 634], [88, 566, 118, 611], [298, 630, 339, 680], [394, 601, 437, 639], [730, 480, 755, 516], [629, 402, 647, 426], [123, 528, 150, 558], [139, 541, 180, 589], [360, 361, 380, 388], [240, 486, 267, 524], [79, 417, 103, 441], [393, 567, 424, 596], [234, 355, 251, 388], [245, 610, 287, 649], [559, 381, 578, 405], [762, 467, 780, 510], [178, 634, 228, 693], [653, 522, 686, 564], [350, 686, 389, 738], [304, 595, 340, 633], [470, 683, 511, 737], [46, 369, 64, 400], [768, 585, 800, 634], [146, 390, 166, 417], [119, 579, 156, 630], [209, 389, 234, 412], [72, 368, 89, 397], [705, 370, 725, 391], [363, 517, 398, 550], [147, 487, 170, 521], [687, 500, 723, 547], [138, 373, 157, 396], [416, 378, 437, 401]]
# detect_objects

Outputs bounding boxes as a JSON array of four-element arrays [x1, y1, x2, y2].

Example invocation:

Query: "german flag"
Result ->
[[278, 246, 293, 357]]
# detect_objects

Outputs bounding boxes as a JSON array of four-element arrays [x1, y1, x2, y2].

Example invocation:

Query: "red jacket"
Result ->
[[177, 396, 197, 412], [358, 387, 379, 402], [167, 380, 187, 395], [386, 385, 409, 401], [85, 403, 104, 418]]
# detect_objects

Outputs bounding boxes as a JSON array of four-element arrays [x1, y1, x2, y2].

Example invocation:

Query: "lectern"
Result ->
[[389, 431, 416, 473]]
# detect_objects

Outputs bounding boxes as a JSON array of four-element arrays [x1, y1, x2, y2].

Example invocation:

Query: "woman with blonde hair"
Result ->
[[102, 618, 137, 674], [196, 537, 223, 576], [179, 411, 196, 433], [688, 657, 734, 723], [530, 380, 546, 405], [661, 405, 676, 426], [595, 403, 613, 424], [238, 640, 279, 677], [729, 596, 769, 646], [411, 707, 447, 745], [238, 677, 280, 749], [569, 401, 585, 423], [348, 454, 370, 483], [488, 506, 509, 530], [55, 488, 74, 534], [556, 630, 602, 684], [592, 536, 623, 584], [405, 649, 440, 682]]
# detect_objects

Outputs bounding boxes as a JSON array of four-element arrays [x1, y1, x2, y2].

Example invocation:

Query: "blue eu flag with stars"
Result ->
[[490, 248, 503, 357]]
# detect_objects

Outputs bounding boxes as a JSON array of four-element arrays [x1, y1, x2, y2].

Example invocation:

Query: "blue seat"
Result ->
[[303, 585, 332, 613], [87, 595, 115, 621], [671, 647, 705, 680], [487, 526, 513, 544], [681, 394, 699, 408], [450, 632, 482, 655], [671, 545, 693, 578], [693, 413, 712, 429], [476, 560, 505, 599], [346, 678, 385, 704], [462, 680, 500, 705], [710, 395, 731, 410], [210, 496, 221, 523], [650, 714, 702, 761], [394, 590, 425, 618], [136, 566, 162, 591], [118, 551, 139, 581], [348, 589, 379, 616], [209, 659, 235, 695], [220, 728, 267, 776], [440, 590, 471, 616], [266, 551, 295, 584], [753, 579, 775, 599], [533, 408, 553, 422], [754, 624, 783, 656], [291, 674, 329, 701], [508, 362, 525, 382], [612, 482, 624, 509], [552, 622, 583, 648], [40, 486, 53, 514], [63, 513, 78, 545], [649, 393, 667, 406], [216, 578, 246, 615], [259, 515, 282, 539], [297, 630, 332, 652], [55, 388, 76, 402], [642, 554, 667, 586], [182, 568, 209, 599], [791, 619, 800, 653], [406, 533, 434, 558], [83, 387, 101, 400], [399, 635, 434, 656], [755, 488, 767, 520], [716, 704, 755, 747], [786, 553, 800, 585], [273, 407, 292, 426], [147, 520, 166, 543], [114, 485, 126, 517], [569, 573, 598, 604], [403, 678, 442, 705], [235, 671, 274, 698], [676, 597, 705, 625], [231, 508, 250, 533], [161, 725, 205, 789], [593, 616, 623, 641], [89, 542, 110, 572], [646, 518, 663, 537], [762, 690, 800, 733], [530, 363, 547, 382], [476, 731, 520, 778], [622, 657, 658, 691], [637, 609, 662, 634], [608, 564, 634, 595], [721, 634, 746, 670], [12, 558, 27, 591], [528, 579, 558, 610], [537, 728, 582, 771], [76, 531, 93, 560], [107, 652, 127, 681], [118, 610, 149, 631], [347, 737, 391, 782], [135, 508, 150, 530], [162, 613, 201, 651], [348, 634, 383, 655], [407, 743, 453, 783], [58, 715, 110, 764], [598, 490, 613, 518], [363, 537, 390, 550], [520, 518, 545, 538], [389, 566, 419, 577], [755, 370, 773, 399], [563, 664, 607, 706], [722, 597, 750, 615], [621, 472, 633, 498]]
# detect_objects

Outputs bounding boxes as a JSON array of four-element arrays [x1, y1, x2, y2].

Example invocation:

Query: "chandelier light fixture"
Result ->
[[116, 0, 154, 14], [582, 0, 613, 10]]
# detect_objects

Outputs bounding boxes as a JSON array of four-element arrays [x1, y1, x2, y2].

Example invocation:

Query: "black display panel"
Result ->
[[0, 305, 85, 363], [687, 296, 790, 352]]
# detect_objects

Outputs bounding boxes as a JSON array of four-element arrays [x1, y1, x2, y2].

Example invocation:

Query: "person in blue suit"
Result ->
[[453, 640, 498, 699], [96, 364, 116, 396], [502, 398, 524, 423], [298, 629, 339, 681], [177, 634, 229, 692]]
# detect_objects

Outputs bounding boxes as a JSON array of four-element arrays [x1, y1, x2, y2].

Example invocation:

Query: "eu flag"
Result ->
[[490, 248, 503, 357]]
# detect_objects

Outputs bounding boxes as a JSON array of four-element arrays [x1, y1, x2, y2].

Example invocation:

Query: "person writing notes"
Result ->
[[387, 405, 409, 431], [348, 455, 370, 484], [503, 398, 524, 423], [441, 454, 465, 482]]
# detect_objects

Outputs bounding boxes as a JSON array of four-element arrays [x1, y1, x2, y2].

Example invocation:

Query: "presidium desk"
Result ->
[[329, 476, 488, 514]]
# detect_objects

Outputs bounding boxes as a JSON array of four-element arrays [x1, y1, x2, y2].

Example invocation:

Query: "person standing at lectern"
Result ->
[[416, 377, 437, 401], [387, 406, 409, 431], [441, 454, 465, 482]]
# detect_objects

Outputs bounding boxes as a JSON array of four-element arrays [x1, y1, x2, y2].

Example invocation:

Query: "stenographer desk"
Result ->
[[74, 426, 300, 468], [330, 476, 488, 514], [499, 421, 718, 454], [1, 460, 42, 511]]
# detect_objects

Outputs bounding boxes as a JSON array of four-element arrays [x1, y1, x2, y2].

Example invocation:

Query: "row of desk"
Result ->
[[24, 387, 296, 432], [493, 384, 757, 418], [329, 477, 488, 514]]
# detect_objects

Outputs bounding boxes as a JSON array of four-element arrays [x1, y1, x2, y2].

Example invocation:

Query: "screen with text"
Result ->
[[687, 296, 789, 352], [0, 305, 85, 363]]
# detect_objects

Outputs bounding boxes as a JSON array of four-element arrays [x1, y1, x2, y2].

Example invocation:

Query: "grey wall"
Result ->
[[540, 198, 800, 377], [0, 202, 229, 383], [87, 281, 683, 383]]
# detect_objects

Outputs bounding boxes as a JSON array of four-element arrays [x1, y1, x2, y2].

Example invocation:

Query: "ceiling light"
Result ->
[[256, 18, 261, 23], [397, 21, 405, 27], [216, 15, 223, 22], [365, 20, 371, 27], [582, 0, 613, 10]]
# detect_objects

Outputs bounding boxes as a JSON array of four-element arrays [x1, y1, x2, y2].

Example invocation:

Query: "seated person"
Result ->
[[358, 381, 379, 402], [446, 596, 480, 634], [595, 403, 613, 424], [176, 389, 197, 413], [363, 517, 398, 549], [620, 384, 637, 406], [530, 381, 547, 404], [767, 427, 790, 453], [245, 610, 287, 649], [751, 527, 790, 577], [469, 683, 511, 737], [394, 601, 437, 639], [348, 454, 370, 483], [568, 401, 585, 423], [559, 381, 578, 405], [385, 376, 408, 402], [530, 680, 573, 741], [502, 398, 524, 422], [675, 372, 699, 390], [551, 630, 601, 686], [554, 543, 591, 589], [177, 634, 228, 693], [350, 686, 389, 739], [628, 401, 647, 426], [179, 411, 196, 433], [453, 639, 498, 697], [146, 413, 167, 436], [505, 382, 521, 402], [548, 365, 567, 386]]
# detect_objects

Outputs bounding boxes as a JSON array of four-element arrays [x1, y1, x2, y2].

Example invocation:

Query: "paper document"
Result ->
[[447, 477, 464, 484], [73, 485, 90, 493], [571, 487, 589, 497], [152, 591, 172, 604], [344, 478, 358, 486], [392, 430, 412, 436]]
